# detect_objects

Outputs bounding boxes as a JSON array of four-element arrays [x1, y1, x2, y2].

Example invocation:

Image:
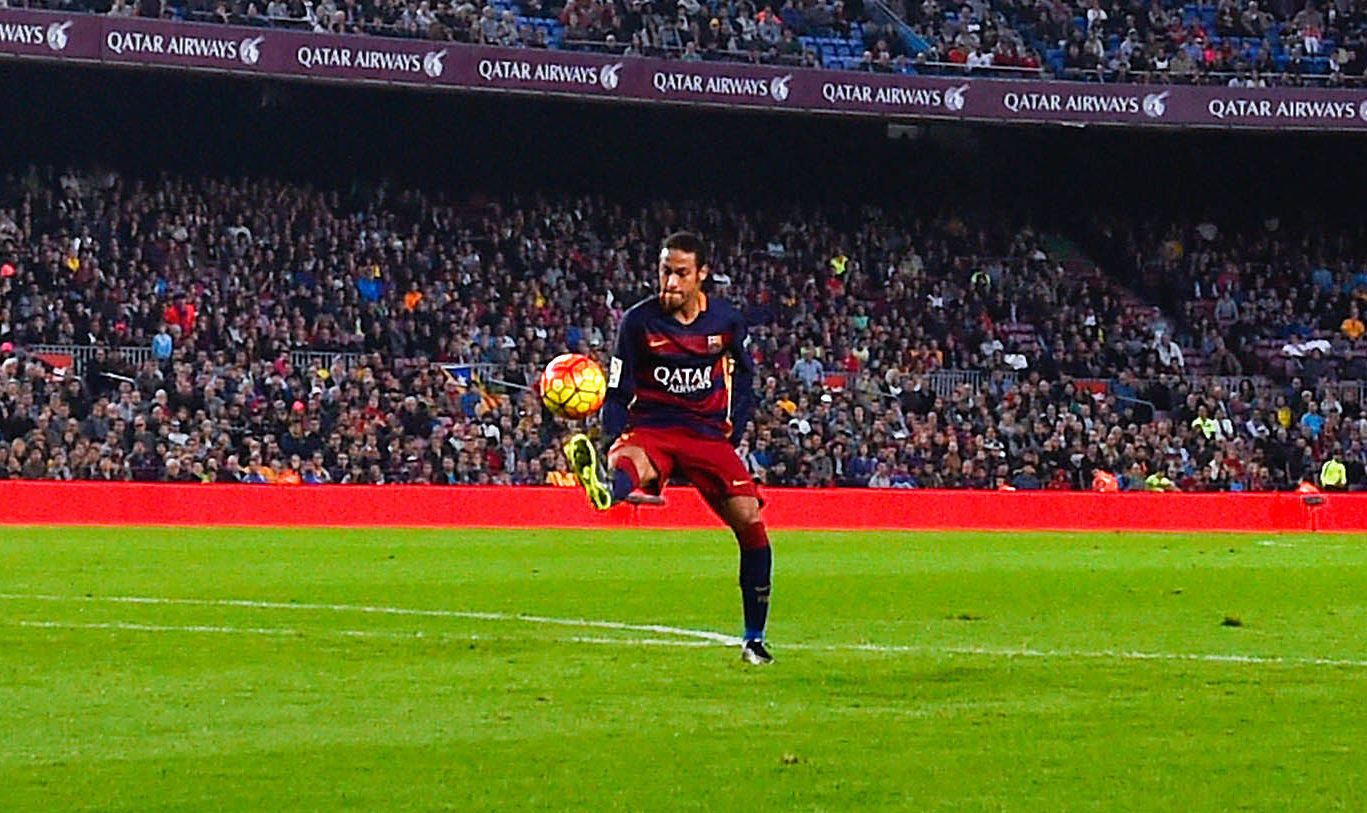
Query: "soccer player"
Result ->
[[564, 231, 773, 665]]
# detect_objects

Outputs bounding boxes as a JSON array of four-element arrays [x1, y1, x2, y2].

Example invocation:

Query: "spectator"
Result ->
[[792, 347, 824, 389]]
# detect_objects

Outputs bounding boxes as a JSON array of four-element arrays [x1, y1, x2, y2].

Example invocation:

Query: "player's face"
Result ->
[[657, 248, 707, 312]]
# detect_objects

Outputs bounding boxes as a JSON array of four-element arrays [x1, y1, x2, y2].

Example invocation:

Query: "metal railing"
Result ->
[[919, 369, 1367, 405], [867, 0, 929, 54], [27, 344, 153, 370], [291, 350, 363, 371], [20, 345, 1367, 407], [558, 37, 816, 67], [910, 60, 1044, 76], [923, 369, 1013, 397], [22, 344, 361, 376], [1043, 65, 1367, 88]]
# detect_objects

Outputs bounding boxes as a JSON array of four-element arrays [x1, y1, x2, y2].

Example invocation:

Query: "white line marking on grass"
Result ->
[[11, 619, 716, 649], [5, 593, 1367, 668], [793, 642, 1367, 669], [0, 592, 741, 646], [17, 619, 301, 636], [0, 593, 741, 645]]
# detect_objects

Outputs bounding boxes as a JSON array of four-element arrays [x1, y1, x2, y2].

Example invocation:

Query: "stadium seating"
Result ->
[[16, 0, 1366, 84], [0, 167, 1364, 491]]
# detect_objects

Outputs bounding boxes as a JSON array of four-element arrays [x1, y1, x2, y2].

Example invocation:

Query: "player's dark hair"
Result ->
[[662, 231, 707, 270]]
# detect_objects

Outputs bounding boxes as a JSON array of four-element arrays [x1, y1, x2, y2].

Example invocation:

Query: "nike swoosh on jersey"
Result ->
[[648, 338, 670, 348], [731, 479, 750, 487]]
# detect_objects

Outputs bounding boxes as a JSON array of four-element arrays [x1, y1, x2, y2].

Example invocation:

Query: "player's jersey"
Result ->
[[601, 294, 755, 444]]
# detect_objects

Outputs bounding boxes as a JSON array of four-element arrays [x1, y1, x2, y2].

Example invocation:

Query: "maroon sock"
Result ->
[[736, 521, 770, 550]]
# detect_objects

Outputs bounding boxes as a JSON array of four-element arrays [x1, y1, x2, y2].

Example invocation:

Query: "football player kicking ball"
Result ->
[[564, 231, 774, 665]]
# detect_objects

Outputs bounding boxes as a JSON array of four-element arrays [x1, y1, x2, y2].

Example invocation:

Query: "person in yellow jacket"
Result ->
[[1321, 454, 1348, 492], [1190, 404, 1218, 439], [830, 253, 848, 276], [1144, 468, 1180, 492]]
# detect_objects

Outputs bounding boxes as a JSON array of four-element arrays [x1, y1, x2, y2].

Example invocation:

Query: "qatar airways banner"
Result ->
[[4, 8, 1367, 131]]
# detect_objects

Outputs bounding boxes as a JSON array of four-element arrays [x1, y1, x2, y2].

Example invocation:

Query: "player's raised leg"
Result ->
[[564, 434, 660, 511], [712, 494, 773, 665]]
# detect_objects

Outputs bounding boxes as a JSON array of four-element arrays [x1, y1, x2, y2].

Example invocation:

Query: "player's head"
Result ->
[[658, 231, 708, 313]]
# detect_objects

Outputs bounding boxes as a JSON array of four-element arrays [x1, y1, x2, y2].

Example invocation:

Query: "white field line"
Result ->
[[809, 642, 1367, 668], [12, 619, 713, 648], [4, 593, 1367, 668], [18, 619, 301, 636], [0, 592, 741, 646]]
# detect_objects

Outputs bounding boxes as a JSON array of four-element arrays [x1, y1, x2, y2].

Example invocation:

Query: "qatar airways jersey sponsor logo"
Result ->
[[652, 70, 791, 102], [821, 81, 945, 109], [653, 365, 713, 395], [1207, 96, 1361, 121], [1002, 90, 1146, 115], [0, 20, 73, 51], [297, 45, 446, 77], [479, 58, 622, 90], [106, 29, 264, 65]]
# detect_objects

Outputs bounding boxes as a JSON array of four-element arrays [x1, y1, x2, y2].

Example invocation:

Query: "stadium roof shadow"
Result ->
[[0, 60, 1362, 222]]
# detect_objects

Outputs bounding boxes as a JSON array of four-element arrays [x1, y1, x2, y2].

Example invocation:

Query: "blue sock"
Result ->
[[739, 544, 772, 642], [610, 467, 635, 504]]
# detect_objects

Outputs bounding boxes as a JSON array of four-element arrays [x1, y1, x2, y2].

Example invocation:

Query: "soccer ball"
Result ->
[[538, 353, 607, 420]]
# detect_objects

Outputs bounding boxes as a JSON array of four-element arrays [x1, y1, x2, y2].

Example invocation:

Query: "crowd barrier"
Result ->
[[0, 482, 1363, 532]]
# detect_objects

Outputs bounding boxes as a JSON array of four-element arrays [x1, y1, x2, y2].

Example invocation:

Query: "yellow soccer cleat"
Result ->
[[564, 433, 612, 511]]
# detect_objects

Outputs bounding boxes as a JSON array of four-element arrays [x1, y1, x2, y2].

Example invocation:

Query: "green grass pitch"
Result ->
[[3, 526, 1367, 811]]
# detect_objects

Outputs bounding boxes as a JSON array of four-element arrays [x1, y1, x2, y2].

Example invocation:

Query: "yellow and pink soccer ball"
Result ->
[[538, 353, 607, 419]]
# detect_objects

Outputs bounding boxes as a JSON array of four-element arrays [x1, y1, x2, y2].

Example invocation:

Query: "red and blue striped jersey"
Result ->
[[601, 294, 755, 445]]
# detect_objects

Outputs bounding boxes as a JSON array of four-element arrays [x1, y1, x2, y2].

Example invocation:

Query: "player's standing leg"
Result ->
[[712, 494, 773, 665]]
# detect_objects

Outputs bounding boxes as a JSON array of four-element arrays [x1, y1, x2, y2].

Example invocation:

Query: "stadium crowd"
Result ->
[[906, 0, 1367, 85], [8, 0, 1367, 84], [0, 166, 1364, 490]]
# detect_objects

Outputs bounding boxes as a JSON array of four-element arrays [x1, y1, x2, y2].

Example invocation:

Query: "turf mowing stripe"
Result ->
[[13, 618, 1367, 667]]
